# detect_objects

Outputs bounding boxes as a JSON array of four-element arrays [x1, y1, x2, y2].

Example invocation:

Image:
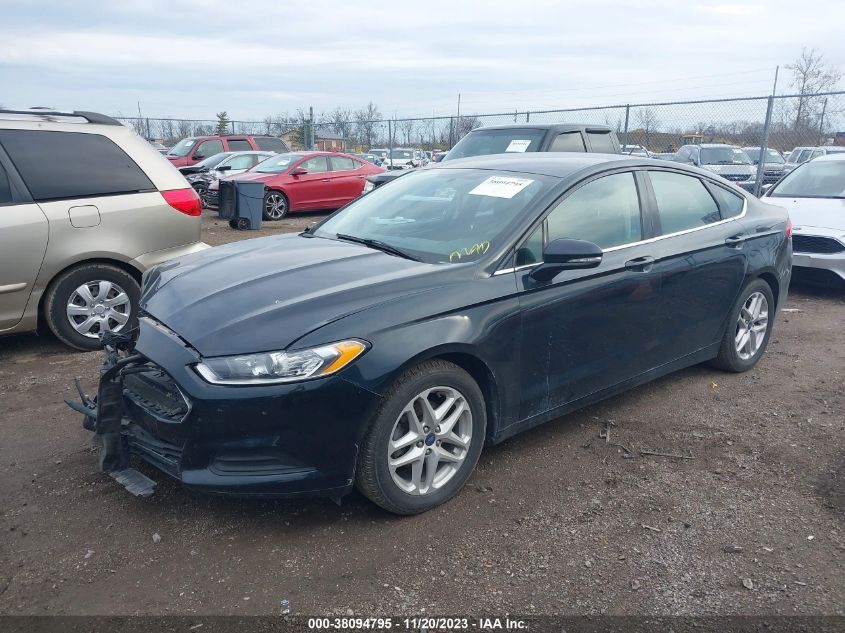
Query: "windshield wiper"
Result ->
[[335, 233, 420, 261]]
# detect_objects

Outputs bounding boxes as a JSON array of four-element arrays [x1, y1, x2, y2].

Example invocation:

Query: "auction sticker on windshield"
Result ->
[[469, 176, 535, 199], [505, 139, 531, 152]]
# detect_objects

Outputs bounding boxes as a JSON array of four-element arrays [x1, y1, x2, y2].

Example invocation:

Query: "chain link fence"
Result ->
[[118, 90, 844, 189]]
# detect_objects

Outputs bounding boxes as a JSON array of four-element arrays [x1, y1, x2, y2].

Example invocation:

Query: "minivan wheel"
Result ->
[[44, 264, 140, 351], [710, 279, 774, 373], [262, 190, 288, 221], [355, 360, 486, 515]]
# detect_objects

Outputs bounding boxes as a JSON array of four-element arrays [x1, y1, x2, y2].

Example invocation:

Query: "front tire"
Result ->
[[262, 190, 289, 221], [355, 360, 486, 515], [711, 279, 775, 372], [44, 264, 140, 351]]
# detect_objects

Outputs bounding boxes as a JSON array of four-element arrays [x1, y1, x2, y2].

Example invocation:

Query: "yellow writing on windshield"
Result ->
[[449, 241, 491, 262]]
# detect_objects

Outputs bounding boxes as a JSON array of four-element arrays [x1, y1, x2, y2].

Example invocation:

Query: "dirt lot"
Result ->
[[1, 210, 843, 616]]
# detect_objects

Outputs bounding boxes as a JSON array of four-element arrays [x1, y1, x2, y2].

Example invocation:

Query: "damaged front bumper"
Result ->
[[67, 316, 382, 500]]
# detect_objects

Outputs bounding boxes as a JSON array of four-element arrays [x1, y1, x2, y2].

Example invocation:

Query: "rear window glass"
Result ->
[[331, 156, 357, 171], [227, 139, 251, 151], [587, 131, 616, 153], [0, 130, 154, 201], [650, 171, 721, 233], [707, 183, 745, 218], [255, 137, 288, 152]]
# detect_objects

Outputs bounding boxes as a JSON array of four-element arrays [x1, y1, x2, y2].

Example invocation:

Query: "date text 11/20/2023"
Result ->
[[306, 616, 529, 630]]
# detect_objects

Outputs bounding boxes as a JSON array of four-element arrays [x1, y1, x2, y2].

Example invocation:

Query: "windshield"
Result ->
[[769, 160, 845, 199], [389, 149, 414, 159], [252, 153, 302, 174], [370, 149, 388, 157], [444, 128, 546, 161], [312, 168, 555, 264], [167, 138, 196, 157], [194, 153, 232, 169], [700, 147, 751, 165]]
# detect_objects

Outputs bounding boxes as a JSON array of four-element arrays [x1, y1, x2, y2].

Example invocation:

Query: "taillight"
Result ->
[[161, 188, 201, 216], [785, 217, 793, 238]]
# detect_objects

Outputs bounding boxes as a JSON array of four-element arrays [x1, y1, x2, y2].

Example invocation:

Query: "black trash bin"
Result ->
[[217, 181, 264, 230]]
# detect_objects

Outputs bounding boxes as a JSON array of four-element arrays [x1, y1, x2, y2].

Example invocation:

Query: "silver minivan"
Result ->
[[0, 109, 208, 350]]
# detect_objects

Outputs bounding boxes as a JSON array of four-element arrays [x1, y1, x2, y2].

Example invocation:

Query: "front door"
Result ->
[[287, 156, 333, 210], [515, 170, 661, 420]]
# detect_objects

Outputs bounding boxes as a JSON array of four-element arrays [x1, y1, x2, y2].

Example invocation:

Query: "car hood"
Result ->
[[140, 234, 445, 357], [767, 196, 845, 232], [702, 164, 754, 174], [224, 171, 276, 183]]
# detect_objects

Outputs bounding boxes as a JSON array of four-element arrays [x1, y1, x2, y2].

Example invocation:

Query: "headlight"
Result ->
[[362, 180, 375, 193], [195, 339, 368, 385]]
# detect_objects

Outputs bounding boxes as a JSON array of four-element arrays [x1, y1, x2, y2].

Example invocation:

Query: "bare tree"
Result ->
[[787, 47, 841, 130], [398, 119, 415, 145], [634, 107, 660, 150], [354, 102, 382, 149]]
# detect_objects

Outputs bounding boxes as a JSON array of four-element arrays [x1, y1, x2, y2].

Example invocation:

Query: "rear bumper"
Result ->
[[130, 242, 210, 272], [112, 317, 382, 498]]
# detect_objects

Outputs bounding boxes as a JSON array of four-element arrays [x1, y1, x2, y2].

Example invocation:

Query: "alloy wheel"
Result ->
[[387, 386, 473, 495], [66, 280, 131, 339], [264, 192, 287, 219], [734, 291, 769, 360]]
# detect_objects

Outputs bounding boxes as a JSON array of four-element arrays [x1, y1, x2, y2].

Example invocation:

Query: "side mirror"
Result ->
[[290, 167, 308, 176], [530, 238, 602, 282], [217, 165, 232, 172]]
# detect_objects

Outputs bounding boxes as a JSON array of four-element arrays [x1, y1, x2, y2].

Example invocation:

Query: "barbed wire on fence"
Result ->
[[116, 90, 845, 156]]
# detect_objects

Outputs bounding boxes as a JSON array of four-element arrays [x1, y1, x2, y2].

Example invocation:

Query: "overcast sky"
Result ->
[[1, 0, 843, 122]]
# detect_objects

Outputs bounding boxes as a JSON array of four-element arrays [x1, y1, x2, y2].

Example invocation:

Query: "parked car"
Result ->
[[206, 151, 383, 219], [674, 143, 756, 191], [368, 148, 389, 164], [742, 146, 786, 185], [0, 108, 208, 350], [165, 134, 288, 167], [432, 150, 448, 162], [354, 152, 380, 165], [181, 151, 274, 205], [621, 144, 650, 157], [74, 153, 790, 513], [653, 152, 678, 161], [764, 153, 845, 285], [370, 123, 623, 190], [147, 140, 169, 154], [784, 146, 845, 174], [382, 148, 426, 170], [443, 123, 621, 161]]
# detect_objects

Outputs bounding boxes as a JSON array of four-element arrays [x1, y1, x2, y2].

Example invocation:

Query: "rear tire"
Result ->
[[355, 360, 486, 515], [262, 190, 289, 221], [710, 279, 774, 372], [44, 264, 140, 351]]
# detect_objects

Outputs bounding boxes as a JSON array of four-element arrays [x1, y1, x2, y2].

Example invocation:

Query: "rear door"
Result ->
[[287, 155, 332, 210], [585, 129, 619, 153], [548, 132, 586, 152], [225, 138, 252, 153], [0, 150, 48, 330], [645, 169, 749, 365], [328, 155, 367, 204]]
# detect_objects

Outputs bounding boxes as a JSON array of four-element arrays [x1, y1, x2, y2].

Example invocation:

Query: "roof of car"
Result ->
[[466, 123, 613, 132], [814, 152, 845, 162], [696, 143, 741, 148], [432, 152, 665, 178]]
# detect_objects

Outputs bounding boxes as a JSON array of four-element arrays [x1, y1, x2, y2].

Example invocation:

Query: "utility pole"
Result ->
[[818, 97, 828, 145]]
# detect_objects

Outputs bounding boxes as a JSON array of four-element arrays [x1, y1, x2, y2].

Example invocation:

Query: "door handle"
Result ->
[[725, 234, 746, 248], [624, 256, 655, 272], [321, 178, 331, 183]]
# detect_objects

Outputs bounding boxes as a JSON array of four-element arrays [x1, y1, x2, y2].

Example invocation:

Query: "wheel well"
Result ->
[[37, 259, 142, 328], [435, 352, 500, 442], [757, 272, 779, 307]]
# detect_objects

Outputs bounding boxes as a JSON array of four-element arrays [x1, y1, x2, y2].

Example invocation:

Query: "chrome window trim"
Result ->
[[492, 180, 748, 274]]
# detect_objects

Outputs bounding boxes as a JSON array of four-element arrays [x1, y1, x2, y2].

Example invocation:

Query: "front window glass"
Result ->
[[444, 129, 546, 161], [167, 138, 195, 157], [769, 161, 845, 199], [222, 154, 257, 170], [700, 147, 752, 165], [300, 156, 330, 173], [252, 153, 302, 173], [194, 153, 232, 169], [545, 172, 642, 249], [797, 149, 812, 163], [313, 169, 554, 264], [195, 139, 224, 158]]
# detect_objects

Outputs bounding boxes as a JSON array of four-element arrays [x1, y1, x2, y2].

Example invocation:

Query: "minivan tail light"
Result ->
[[785, 217, 793, 238], [161, 188, 202, 216]]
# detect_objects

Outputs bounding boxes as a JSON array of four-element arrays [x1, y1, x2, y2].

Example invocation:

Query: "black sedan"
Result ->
[[71, 154, 792, 514]]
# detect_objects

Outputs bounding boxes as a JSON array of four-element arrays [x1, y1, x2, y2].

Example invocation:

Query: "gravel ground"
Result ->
[[0, 211, 843, 616]]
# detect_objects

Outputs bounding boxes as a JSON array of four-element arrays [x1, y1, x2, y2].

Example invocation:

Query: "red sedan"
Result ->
[[209, 151, 384, 220]]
